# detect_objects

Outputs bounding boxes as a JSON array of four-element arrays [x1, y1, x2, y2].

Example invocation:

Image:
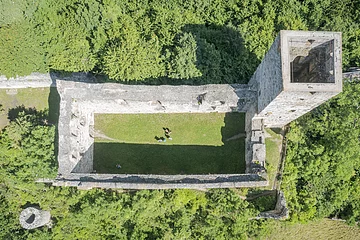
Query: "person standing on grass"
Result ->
[[165, 133, 172, 140], [164, 128, 171, 135], [164, 128, 172, 140]]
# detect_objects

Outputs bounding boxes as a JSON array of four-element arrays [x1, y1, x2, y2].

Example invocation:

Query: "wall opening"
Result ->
[[26, 214, 36, 224]]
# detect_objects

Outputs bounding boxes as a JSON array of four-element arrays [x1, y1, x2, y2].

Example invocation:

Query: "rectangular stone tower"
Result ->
[[248, 30, 342, 128]]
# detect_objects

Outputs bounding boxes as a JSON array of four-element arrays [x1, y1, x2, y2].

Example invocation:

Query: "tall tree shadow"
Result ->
[[8, 105, 47, 123]]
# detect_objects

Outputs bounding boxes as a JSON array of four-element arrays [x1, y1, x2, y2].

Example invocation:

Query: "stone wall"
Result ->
[[259, 91, 338, 128], [0, 73, 54, 88], [257, 190, 289, 220], [343, 70, 360, 81], [53, 173, 268, 189], [19, 207, 51, 229], [1, 31, 347, 190], [251, 31, 342, 128], [248, 35, 283, 114], [56, 80, 249, 176]]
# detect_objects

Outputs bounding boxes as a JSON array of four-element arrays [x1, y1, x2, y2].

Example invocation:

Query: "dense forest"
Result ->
[[283, 80, 360, 224], [0, 0, 359, 83], [1, 0, 360, 239]]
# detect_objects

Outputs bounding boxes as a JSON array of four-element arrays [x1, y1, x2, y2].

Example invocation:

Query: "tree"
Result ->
[[166, 32, 202, 80], [282, 80, 360, 222]]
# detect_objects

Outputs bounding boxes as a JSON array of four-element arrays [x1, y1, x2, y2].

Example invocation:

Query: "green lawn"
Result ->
[[265, 219, 360, 240], [0, 88, 49, 128], [94, 112, 245, 174], [0, 87, 60, 128], [265, 128, 283, 189]]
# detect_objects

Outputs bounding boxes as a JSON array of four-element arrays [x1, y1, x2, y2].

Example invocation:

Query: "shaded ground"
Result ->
[[94, 113, 245, 174], [0, 88, 52, 128]]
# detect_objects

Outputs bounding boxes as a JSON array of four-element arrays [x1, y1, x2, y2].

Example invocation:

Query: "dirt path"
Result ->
[[90, 128, 119, 141], [225, 132, 246, 141]]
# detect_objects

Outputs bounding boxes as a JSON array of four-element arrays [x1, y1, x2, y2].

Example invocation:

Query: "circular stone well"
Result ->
[[19, 207, 51, 229]]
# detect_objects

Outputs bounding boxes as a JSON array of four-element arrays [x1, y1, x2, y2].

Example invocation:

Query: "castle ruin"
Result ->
[[47, 30, 342, 189]]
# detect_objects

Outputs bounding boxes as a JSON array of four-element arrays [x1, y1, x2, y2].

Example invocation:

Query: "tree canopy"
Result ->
[[0, 108, 271, 239], [1, 0, 360, 238], [282, 80, 360, 224], [0, 0, 359, 82]]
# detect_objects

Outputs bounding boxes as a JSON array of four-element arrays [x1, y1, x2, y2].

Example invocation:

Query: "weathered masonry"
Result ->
[[51, 30, 342, 189], [55, 81, 262, 189], [248, 31, 342, 128]]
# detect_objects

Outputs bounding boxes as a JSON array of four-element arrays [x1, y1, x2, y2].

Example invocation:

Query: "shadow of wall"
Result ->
[[48, 73, 61, 169]]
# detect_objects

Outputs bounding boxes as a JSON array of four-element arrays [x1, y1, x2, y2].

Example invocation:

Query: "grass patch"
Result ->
[[265, 128, 282, 189], [0, 88, 51, 128], [265, 219, 360, 240], [94, 112, 245, 174]]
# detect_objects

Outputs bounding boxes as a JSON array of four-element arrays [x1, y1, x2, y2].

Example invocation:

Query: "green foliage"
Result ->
[[0, 108, 265, 238], [0, 108, 56, 181], [2, 0, 359, 81], [282, 81, 360, 222], [33, 0, 101, 72], [1, 0, 360, 237], [167, 32, 202, 79], [0, 22, 47, 78], [187, 24, 258, 84], [50, 189, 259, 240], [250, 195, 277, 212], [101, 25, 164, 80], [0, 193, 23, 239], [0, 108, 58, 239], [0, 0, 25, 25]]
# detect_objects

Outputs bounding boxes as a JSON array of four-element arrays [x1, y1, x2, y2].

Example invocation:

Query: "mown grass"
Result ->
[[265, 128, 282, 189], [265, 219, 360, 240], [94, 112, 245, 174], [0, 88, 51, 128]]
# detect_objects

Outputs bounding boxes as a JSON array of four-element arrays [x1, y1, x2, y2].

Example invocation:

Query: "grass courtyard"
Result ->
[[94, 112, 245, 174]]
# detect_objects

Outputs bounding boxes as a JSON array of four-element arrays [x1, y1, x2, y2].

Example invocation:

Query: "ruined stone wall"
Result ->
[[19, 207, 51, 229], [245, 103, 257, 172], [248, 35, 283, 114], [257, 190, 289, 220], [343, 70, 360, 81], [56, 80, 246, 176], [1, 31, 346, 190], [259, 91, 338, 128], [0, 73, 54, 88], [53, 173, 268, 189]]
